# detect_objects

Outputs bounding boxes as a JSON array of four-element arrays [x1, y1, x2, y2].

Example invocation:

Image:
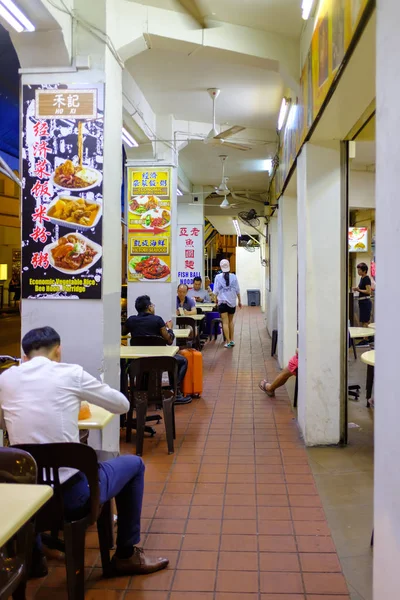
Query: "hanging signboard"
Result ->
[[177, 225, 203, 286], [348, 227, 368, 252], [21, 83, 104, 299], [127, 167, 172, 282]]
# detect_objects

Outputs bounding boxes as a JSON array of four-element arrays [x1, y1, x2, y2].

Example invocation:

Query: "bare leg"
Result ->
[[260, 368, 294, 396], [221, 312, 230, 343], [228, 314, 234, 342]]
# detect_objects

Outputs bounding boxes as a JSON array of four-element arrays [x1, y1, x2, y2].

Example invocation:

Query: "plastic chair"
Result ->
[[176, 317, 199, 349], [13, 443, 113, 600], [0, 447, 37, 600], [124, 336, 167, 442], [129, 356, 178, 456]]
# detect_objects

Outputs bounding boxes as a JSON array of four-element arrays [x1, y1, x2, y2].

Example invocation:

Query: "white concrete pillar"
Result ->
[[374, 1, 400, 595], [277, 195, 297, 369], [266, 215, 278, 336], [19, 1, 123, 453], [177, 185, 205, 286], [296, 142, 344, 445]]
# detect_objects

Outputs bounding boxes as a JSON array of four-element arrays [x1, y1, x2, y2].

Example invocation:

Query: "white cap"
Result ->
[[220, 259, 230, 272]]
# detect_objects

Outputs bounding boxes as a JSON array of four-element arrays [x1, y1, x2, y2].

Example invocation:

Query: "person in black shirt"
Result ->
[[353, 262, 372, 347], [122, 295, 191, 404]]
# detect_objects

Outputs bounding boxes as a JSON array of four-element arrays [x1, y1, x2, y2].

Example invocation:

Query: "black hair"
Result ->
[[193, 277, 202, 284], [224, 272, 230, 286], [22, 326, 61, 357], [357, 262, 368, 274], [135, 295, 152, 313]]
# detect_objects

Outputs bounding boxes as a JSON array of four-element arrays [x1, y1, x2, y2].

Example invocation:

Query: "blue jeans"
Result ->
[[62, 455, 145, 549]]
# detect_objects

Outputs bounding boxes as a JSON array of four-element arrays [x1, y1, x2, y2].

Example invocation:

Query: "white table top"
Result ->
[[368, 323, 375, 329], [174, 328, 191, 339], [0, 484, 53, 547], [349, 327, 375, 339], [120, 345, 179, 359], [78, 404, 115, 430], [195, 304, 215, 312], [176, 314, 205, 321], [361, 350, 375, 367]]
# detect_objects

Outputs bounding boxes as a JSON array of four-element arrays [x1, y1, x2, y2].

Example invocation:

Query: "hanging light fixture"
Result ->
[[301, 0, 314, 20], [122, 127, 138, 148], [277, 97, 291, 131]]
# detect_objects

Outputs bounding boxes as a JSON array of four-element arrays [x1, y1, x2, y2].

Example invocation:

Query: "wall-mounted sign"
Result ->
[[177, 225, 203, 286], [349, 227, 368, 252], [22, 83, 104, 299], [127, 167, 172, 282], [35, 89, 97, 119]]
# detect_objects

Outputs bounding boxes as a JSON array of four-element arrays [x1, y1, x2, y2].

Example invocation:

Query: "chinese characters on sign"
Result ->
[[177, 225, 203, 286], [127, 167, 172, 282], [21, 84, 104, 299]]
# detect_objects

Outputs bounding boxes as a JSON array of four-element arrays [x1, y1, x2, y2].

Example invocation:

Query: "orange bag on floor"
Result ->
[[180, 348, 203, 397]]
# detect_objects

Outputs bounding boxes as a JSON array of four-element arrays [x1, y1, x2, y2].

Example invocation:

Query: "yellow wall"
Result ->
[[0, 170, 20, 283]]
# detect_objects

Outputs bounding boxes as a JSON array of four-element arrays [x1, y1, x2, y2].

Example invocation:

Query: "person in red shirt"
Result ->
[[259, 350, 298, 397]]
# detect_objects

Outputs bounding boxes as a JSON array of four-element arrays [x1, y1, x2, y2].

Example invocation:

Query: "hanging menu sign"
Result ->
[[127, 167, 172, 282], [21, 83, 104, 299], [177, 225, 203, 286]]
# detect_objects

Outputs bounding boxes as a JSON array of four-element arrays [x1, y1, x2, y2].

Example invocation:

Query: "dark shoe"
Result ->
[[111, 547, 169, 575], [175, 394, 192, 405], [29, 554, 48, 579]]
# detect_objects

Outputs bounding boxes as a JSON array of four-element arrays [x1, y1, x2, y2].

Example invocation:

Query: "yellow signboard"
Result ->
[[127, 167, 172, 282]]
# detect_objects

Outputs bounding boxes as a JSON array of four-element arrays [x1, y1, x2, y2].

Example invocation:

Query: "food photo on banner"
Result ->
[[177, 225, 203, 286], [127, 167, 172, 282], [21, 83, 104, 300]]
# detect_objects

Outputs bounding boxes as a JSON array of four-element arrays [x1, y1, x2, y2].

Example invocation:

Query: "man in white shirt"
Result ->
[[0, 326, 168, 578]]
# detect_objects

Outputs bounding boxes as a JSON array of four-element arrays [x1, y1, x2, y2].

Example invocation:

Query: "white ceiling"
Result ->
[[126, 43, 284, 130], [128, 0, 303, 39], [350, 141, 375, 171]]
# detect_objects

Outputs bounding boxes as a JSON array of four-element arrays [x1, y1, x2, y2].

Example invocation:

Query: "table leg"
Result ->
[[366, 365, 374, 408]]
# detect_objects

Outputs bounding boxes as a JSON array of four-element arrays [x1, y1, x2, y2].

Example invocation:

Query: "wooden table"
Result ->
[[0, 484, 53, 547], [361, 350, 375, 408]]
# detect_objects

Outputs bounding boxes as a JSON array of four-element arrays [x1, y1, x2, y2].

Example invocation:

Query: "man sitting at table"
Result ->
[[0, 326, 169, 578], [176, 283, 197, 315], [122, 295, 192, 404], [187, 276, 211, 304]]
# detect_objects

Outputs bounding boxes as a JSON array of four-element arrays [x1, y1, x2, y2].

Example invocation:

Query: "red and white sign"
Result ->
[[177, 225, 203, 285]]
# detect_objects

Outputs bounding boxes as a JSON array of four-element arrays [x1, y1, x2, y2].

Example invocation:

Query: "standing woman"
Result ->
[[353, 262, 373, 347], [214, 259, 242, 348]]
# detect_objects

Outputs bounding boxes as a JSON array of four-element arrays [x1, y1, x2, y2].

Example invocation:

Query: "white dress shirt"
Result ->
[[0, 356, 129, 447]]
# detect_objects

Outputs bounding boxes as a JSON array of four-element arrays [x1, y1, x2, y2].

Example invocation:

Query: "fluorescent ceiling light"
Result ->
[[122, 127, 138, 148], [301, 0, 314, 20], [264, 159, 273, 173], [232, 219, 241, 237], [277, 98, 291, 131], [0, 0, 35, 32], [177, 188, 183, 196]]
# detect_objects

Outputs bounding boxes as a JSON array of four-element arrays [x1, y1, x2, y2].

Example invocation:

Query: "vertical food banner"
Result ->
[[177, 225, 203, 286], [21, 83, 104, 299], [127, 167, 172, 282]]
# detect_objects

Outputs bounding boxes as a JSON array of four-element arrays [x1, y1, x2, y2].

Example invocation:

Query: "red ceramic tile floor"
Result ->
[[30, 308, 350, 599]]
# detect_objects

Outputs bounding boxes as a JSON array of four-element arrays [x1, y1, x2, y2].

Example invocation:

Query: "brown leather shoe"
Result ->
[[111, 547, 169, 575]]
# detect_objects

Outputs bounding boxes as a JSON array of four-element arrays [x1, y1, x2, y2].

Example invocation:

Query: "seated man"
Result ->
[[0, 326, 168, 577], [187, 277, 211, 304], [258, 350, 298, 397], [123, 295, 191, 404], [176, 284, 197, 315]]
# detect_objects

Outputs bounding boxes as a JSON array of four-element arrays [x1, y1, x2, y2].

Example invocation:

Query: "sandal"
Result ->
[[259, 380, 275, 397]]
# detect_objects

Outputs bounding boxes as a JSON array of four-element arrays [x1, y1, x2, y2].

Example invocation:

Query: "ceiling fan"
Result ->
[[176, 0, 209, 28], [203, 89, 252, 151]]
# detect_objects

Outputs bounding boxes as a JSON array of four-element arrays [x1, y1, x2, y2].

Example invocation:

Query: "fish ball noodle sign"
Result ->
[[21, 83, 104, 299], [127, 167, 172, 282]]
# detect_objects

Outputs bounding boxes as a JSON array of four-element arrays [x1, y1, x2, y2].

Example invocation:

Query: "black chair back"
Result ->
[[130, 335, 167, 347], [129, 356, 178, 404], [0, 447, 37, 484], [13, 443, 101, 529]]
